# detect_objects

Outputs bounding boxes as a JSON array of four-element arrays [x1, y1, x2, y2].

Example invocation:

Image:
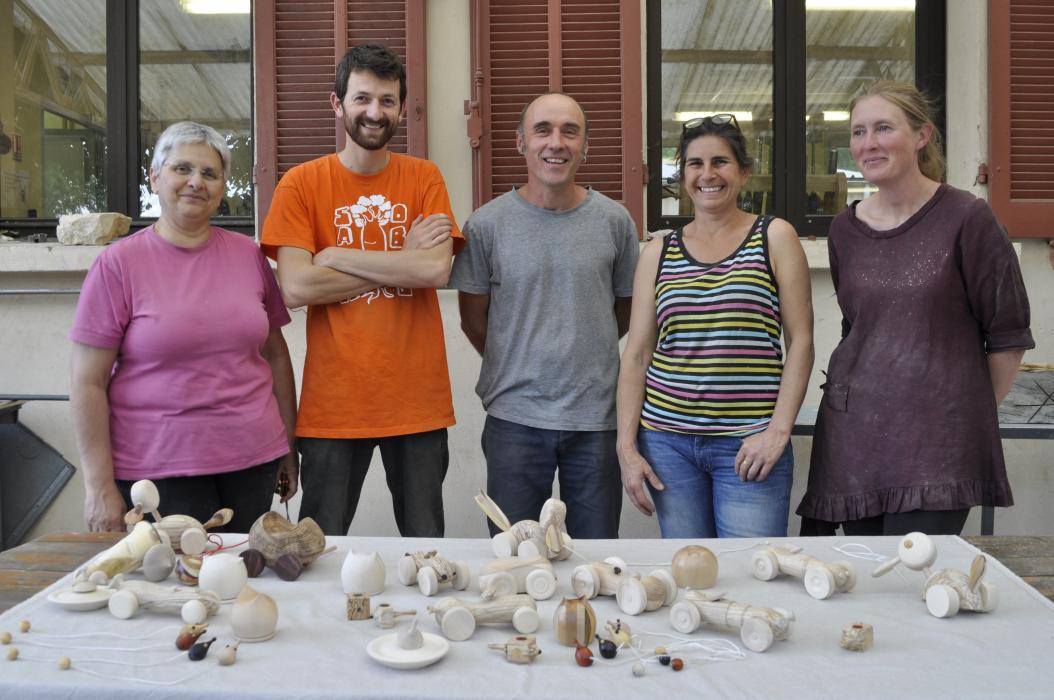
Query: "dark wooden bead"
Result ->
[[272, 552, 303, 581], [239, 549, 266, 578]]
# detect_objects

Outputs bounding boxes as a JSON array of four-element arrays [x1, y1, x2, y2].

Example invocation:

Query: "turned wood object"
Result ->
[[668, 590, 794, 653], [616, 569, 676, 616], [478, 556, 557, 600], [571, 559, 637, 599], [107, 580, 221, 620], [488, 635, 541, 664], [751, 545, 856, 600], [427, 594, 539, 641], [346, 593, 371, 621], [840, 622, 873, 651]]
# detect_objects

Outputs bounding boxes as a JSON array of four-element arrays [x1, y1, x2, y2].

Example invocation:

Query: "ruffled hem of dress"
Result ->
[[795, 479, 1014, 523]]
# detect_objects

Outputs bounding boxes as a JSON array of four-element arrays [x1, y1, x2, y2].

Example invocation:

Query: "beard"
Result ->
[[343, 113, 399, 151]]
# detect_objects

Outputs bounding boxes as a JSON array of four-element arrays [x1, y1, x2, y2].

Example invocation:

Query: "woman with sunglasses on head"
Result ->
[[70, 121, 299, 533], [796, 81, 1033, 537], [617, 114, 814, 538]]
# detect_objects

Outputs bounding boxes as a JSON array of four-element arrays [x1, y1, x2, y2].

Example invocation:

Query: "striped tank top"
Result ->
[[641, 215, 783, 436]]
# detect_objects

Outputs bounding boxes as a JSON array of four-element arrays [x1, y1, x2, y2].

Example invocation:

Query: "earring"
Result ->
[[582, 154, 588, 163]]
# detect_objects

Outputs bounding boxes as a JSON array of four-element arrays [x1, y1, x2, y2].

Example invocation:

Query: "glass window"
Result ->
[[658, 0, 774, 218], [138, 0, 252, 218], [0, 0, 107, 219], [805, 2, 915, 213]]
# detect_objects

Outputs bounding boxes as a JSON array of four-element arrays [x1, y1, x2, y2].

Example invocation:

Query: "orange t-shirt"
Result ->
[[261, 153, 463, 438]]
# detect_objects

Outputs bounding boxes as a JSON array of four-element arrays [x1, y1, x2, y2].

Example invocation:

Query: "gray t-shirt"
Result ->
[[449, 188, 639, 431]]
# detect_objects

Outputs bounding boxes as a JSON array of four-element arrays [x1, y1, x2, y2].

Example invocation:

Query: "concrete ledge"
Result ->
[[0, 242, 105, 273]]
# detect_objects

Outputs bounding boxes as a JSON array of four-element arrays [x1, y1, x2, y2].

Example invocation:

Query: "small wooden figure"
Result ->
[[571, 558, 638, 599], [840, 622, 873, 651], [750, 545, 856, 600], [397, 550, 471, 596], [475, 491, 573, 561], [346, 593, 371, 621], [669, 590, 795, 653], [372, 603, 416, 629], [427, 594, 540, 642], [615, 569, 677, 616], [478, 556, 558, 601], [602, 619, 632, 646], [871, 532, 998, 618], [488, 635, 541, 664]]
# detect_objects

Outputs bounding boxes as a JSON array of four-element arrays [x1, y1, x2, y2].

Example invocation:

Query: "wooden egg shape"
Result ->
[[231, 586, 278, 642], [129, 480, 160, 514], [239, 549, 266, 578], [898, 533, 938, 571], [198, 553, 248, 600], [671, 545, 718, 589], [181, 599, 209, 625], [218, 643, 239, 666], [272, 553, 304, 581], [574, 643, 594, 667], [553, 596, 596, 647]]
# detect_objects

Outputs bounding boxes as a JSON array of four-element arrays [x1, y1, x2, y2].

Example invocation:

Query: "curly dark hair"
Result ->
[[334, 44, 407, 106]]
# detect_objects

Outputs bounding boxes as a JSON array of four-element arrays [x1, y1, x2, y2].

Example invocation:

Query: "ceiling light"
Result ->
[[180, 0, 250, 14], [822, 111, 850, 122], [806, 0, 914, 10]]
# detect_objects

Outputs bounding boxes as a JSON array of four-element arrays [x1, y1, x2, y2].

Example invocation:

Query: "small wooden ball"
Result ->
[[58, 656, 71, 670], [240, 549, 266, 578], [658, 655, 671, 666], [654, 645, 667, 655], [0, 632, 11, 645], [18, 621, 30, 633], [574, 643, 594, 667], [272, 553, 303, 581], [671, 657, 684, 671], [6, 648, 17, 661], [632, 662, 646, 677]]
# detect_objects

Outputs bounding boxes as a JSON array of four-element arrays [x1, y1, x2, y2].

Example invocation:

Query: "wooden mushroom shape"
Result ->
[[475, 491, 573, 561], [427, 595, 540, 642], [397, 550, 471, 596], [669, 590, 795, 653], [570, 557, 638, 599], [750, 545, 856, 600], [922, 555, 999, 618], [478, 556, 557, 601], [107, 580, 221, 620], [615, 569, 677, 616]]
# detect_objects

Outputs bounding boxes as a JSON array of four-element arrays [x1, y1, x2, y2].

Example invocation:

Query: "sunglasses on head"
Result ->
[[682, 113, 741, 132]]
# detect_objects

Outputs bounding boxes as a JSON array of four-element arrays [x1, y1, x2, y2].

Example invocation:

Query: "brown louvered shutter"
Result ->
[[988, 0, 1054, 237], [467, 0, 643, 232], [254, 0, 426, 224]]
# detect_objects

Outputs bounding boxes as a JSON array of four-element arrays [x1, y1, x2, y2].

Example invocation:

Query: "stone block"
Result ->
[[56, 213, 133, 246]]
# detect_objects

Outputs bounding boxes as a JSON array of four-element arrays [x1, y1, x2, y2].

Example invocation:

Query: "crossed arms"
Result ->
[[276, 214, 454, 308]]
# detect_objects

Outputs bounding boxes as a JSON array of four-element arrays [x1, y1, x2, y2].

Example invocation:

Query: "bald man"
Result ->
[[450, 93, 639, 539]]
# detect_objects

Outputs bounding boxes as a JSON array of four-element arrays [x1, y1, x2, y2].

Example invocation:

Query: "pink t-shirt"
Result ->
[[70, 225, 291, 480]]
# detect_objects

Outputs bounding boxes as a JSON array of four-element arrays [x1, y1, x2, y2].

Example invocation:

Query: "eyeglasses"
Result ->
[[682, 113, 741, 133]]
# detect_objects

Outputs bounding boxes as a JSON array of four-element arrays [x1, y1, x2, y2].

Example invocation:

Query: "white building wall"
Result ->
[[3, 0, 1051, 543]]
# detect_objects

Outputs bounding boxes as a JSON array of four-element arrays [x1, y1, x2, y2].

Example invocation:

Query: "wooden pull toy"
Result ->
[[247, 512, 330, 581], [475, 491, 573, 561], [79, 521, 162, 582], [372, 603, 416, 629], [107, 580, 221, 620], [571, 558, 637, 599], [669, 590, 795, 653], [397, 550, 471, 596], [478, 556, 557, 601], [488, 635, 541, 664], [346, 593, 371, 621], [427, 594, 539, 642], [871, 532, 998, 618], [751, 545, 856, 599], [615, 569, 677, 616]]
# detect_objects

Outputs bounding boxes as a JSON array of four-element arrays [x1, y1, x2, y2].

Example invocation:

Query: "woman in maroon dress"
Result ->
[[797, 81, 1034, 536]]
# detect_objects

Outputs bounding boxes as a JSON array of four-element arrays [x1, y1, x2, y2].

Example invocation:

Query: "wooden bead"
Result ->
[[6, 648, 17, 661], [671, 657, 684, 671], [272, 553, 303, 581], [239, 549, 266, 578], [58, 656, 71, 670], [658, 655, 671, 666], [18, 621, 29, 633], [632, 662, 646, 676], [0, 632, 10, 645], [654, 645, 667, 655], [574, 643, 593, 667]]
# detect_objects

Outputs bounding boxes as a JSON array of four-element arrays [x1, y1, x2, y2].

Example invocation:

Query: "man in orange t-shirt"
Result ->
[[261, 44, 462, 536]]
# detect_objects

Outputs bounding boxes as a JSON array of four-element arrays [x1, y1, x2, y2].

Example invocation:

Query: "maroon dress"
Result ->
[[797, 185, 1034, 523]]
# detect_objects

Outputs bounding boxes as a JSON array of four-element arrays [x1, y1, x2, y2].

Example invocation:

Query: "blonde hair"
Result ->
[[849, 80, 945, 182]]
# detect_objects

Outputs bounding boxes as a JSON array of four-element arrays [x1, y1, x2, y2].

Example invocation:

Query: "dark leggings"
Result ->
[[117, 458, 281, 534], [801, 508, 971, 537]]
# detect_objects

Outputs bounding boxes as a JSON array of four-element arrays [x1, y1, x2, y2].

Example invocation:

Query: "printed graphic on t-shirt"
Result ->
[[333, 194, 413, 304]]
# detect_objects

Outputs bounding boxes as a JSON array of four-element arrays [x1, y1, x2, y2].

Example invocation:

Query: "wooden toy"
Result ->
[[176, 623, 208, 650], [427, 594, 540, 642], [571, 558, 638, 599], [553, 595, 597, 646], [106, 580, 221, 620], [79, 521, 162, 581], [615, 569, 677, 616], [231, 586, 278, 642], [574, 642, 594, 667], [248, 512, 327, 569], [671, 545, 718, 589], [840, 622, 873, 651], [601, 619, 632, 646], [669, 590, 795, 653], [372, 603, 416, 629], [475, 491, 572, 560], [488, 635, 541, 664], [342, 551, 387, 596], [366, 618, 450, 670], [397, 550, 471, 596], [871, 532, 998, 618], [197, 553, 248, 601], [750, 544, 856, 599], [218, 641, 240, 666], [478, 556, 557, 601], [346, 593, 371, 621]]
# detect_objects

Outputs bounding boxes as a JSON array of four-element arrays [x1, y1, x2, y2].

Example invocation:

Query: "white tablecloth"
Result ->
[[0, 535, 1051, 699]]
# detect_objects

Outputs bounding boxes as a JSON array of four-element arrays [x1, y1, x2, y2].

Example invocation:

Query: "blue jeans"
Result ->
[[637, 429, 792, 538], [481, 415, 621, 539], [298, 430, 448, 537]]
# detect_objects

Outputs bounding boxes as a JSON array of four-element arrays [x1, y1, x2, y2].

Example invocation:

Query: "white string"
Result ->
[[617, 541, 771, 568], [9, 653, 200, 686], [19, 625, 180, 641], [14, 637, 174, 652], [832, 542, 888, 562], [594, 627, 746, 667]]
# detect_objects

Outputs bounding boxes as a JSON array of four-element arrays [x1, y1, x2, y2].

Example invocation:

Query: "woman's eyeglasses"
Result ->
[[682, 113, 741, 133]]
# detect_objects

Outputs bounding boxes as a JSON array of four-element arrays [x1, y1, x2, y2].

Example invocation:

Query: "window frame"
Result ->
[[0, 0, 255, 236], [645, 0, 946, 236]]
